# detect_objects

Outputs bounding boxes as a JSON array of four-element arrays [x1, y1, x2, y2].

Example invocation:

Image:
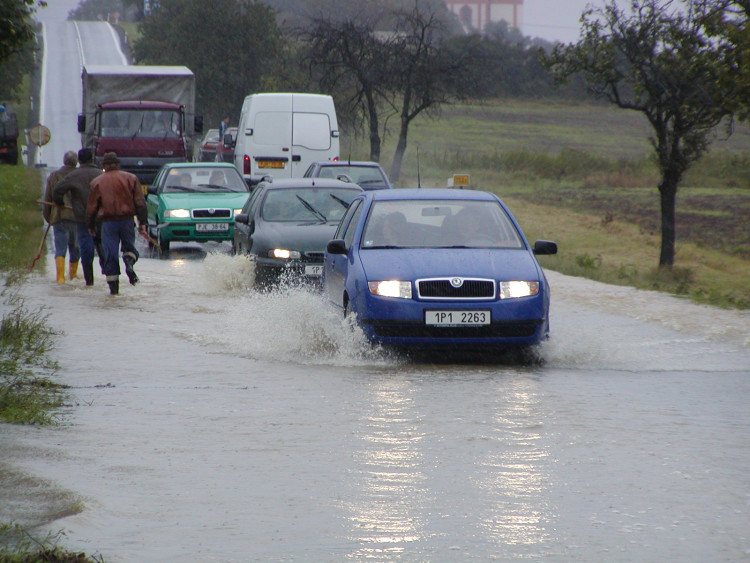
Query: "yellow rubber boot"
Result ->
[[69, 261, 79, 280], [55, 256, 66, 284]]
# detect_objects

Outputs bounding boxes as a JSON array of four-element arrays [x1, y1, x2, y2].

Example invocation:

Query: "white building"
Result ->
[[444, 0, 524, 33]]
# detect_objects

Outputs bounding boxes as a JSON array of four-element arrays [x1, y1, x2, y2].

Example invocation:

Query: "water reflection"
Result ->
[[474, 377, 554, 553], [344, 377, 429, 559]]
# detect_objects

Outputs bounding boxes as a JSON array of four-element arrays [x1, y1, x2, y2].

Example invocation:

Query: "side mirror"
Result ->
[[533, 240, 558, 256], [77, 114, 86, 133], [235, 213, 249, 224], [223, 133, 234, 148], [194, 115, 203, 134], [146, 185, 158, 195], [326, 239, 347, 255]]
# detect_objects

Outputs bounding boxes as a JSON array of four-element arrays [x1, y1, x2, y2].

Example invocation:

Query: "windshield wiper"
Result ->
[[329, 193, 351, 209], [296, 195, 327, 222]]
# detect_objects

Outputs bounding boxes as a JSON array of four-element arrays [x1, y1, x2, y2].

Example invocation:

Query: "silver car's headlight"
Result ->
[[499, 281, 540, 299], [164, 208, 190, 219], [368, 280, 412, 299], [268, 249, 301, 260]]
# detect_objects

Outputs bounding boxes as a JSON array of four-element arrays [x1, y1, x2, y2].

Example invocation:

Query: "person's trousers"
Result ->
[[53, 220, 80, 261], [75, 222, 96, 268], [101, 219, 139, 282]]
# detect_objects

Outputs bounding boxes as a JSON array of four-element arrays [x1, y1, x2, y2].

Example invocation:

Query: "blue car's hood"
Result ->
[[358, 248, 543, 281]]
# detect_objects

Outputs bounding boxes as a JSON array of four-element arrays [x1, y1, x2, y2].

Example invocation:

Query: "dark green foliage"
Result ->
[[133, 0, 286, 127]]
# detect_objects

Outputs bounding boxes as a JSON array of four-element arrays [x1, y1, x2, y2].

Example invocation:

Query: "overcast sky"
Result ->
[[523, 0, 609, 43]]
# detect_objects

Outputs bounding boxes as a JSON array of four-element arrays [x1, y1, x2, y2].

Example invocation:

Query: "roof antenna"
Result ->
[[416, 146, 422, 189]]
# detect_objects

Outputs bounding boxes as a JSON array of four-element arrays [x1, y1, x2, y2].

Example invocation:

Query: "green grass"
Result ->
[[0, 166, 45, 278], [352, 98, 750, 309], [0, 523, 104, 562]]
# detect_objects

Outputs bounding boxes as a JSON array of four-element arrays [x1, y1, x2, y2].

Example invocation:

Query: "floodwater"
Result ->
[[1, 244, 749, 562]]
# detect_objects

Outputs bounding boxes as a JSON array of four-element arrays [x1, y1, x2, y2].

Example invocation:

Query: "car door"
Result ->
[[146, 167, 167, 228], [324, 199, 363, 309]]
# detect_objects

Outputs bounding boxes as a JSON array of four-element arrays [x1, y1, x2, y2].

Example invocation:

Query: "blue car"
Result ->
[[322, 188, 557, 352]]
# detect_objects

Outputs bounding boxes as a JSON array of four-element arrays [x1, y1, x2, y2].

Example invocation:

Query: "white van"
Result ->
[[232, 93, 339, 185]]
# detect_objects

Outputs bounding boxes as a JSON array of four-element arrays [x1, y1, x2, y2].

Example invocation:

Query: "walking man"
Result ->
[[52, 148, 103, 286], [43, 150, 79, 283], [86, 152, 148, 295]]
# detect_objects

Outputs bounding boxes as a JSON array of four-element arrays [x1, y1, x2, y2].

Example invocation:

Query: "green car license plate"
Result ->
[[196, 223, 229, 232]]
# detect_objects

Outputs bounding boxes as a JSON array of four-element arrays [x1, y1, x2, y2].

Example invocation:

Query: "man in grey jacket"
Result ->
[[53, 148, 103, 286]]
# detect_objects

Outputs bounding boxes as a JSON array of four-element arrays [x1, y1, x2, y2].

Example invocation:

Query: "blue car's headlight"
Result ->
[[368, 280, 412, 299], [499, 281, 540, 299], [164, 208, 190, 219], [268, 249, 301, 260]]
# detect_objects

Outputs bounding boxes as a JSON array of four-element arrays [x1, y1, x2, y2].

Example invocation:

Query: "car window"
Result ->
[[342, 201, 363, 248], [334, 198, 360, 239], [163, 167, 248, 193], [261, 188, 360, 222], [361, 199, 524, 249]]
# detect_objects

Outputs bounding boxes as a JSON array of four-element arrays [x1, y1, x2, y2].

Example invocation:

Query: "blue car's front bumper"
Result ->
[[352, 291, 549, 349]]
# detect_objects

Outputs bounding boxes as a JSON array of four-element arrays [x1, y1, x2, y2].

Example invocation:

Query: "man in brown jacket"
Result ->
[[43, 150, 79, 283], [53, 148, 103, 286], [86, 152, 148, 295]]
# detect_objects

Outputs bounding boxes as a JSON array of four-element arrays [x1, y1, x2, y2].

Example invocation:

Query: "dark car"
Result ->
[[233, 178, 363, 287], [322, 188, 558, 353], [145, 162, 250, 256], [197, 128, 220, 162], [215, 127, 237, 163], [303, 160, 392, 190]]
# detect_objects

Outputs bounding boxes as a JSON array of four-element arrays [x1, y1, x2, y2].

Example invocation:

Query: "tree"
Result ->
[[544, 0, 737, 268], [133, 0, 284, 127], [385, 3, 472, 182], [304, 15, 391, 161], [0, 0, 45, 65], [696, 1, 750, 120]]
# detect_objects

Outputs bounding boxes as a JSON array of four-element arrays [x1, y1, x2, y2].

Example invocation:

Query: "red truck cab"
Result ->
[[83, 100, 189, 185]]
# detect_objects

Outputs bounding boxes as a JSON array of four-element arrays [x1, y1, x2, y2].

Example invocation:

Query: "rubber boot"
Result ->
[[69, 261, 79, 280], [82, 263, 94, 286], [108, 280, 119, 295], [55, 256, 66, 284], [123, 255, 139, 285]]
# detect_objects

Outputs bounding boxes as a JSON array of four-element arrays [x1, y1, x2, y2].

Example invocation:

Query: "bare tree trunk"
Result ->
[[365, 90, 380, 162], [658, 178, 677, 267], [389, 119, 409, 183]]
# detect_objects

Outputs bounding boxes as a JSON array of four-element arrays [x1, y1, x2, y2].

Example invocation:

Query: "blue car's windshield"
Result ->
[[262, 188, 361, 222], [361, 200, 524, 249]]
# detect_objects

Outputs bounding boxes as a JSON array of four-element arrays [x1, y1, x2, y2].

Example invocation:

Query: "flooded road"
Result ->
[[2, 244, 749, 562]]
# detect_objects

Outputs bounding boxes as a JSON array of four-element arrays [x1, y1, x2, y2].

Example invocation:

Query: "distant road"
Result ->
[[36, 20, 126, 168]]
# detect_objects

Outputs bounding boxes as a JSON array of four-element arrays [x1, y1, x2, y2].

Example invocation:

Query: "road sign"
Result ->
[[451, 174, 470, 188], [29, 124, 51, 147]]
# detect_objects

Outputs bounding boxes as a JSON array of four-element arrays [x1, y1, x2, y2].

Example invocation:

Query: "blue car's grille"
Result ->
[[192, 208, 232, 218], [372, 322, 539, 339], [303, 251, 324, 263], [417, 278, 495, 300]]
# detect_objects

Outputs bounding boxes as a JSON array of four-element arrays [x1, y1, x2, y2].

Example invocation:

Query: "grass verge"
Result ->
[[0, 523, 104, 563]]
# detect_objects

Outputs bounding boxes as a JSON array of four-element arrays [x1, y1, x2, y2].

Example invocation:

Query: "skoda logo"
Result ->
[[208, 208, 216, 215], [450, 277, 464, 288]]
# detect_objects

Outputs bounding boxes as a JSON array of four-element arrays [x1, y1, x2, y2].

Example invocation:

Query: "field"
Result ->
[[367, 99, 750, 308]]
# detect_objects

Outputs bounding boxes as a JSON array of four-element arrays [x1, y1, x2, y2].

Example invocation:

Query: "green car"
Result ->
[[146, 162, 250, 256]]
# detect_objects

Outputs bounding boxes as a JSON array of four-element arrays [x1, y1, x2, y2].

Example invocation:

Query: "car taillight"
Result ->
[[243, 154, 251, 174]]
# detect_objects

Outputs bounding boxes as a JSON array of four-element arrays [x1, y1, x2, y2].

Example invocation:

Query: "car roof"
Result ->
[[365, 188, 497, 202], [257, 178, 364, 191], [162, 162, 237, 170], [313, 161, 381, 167]]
